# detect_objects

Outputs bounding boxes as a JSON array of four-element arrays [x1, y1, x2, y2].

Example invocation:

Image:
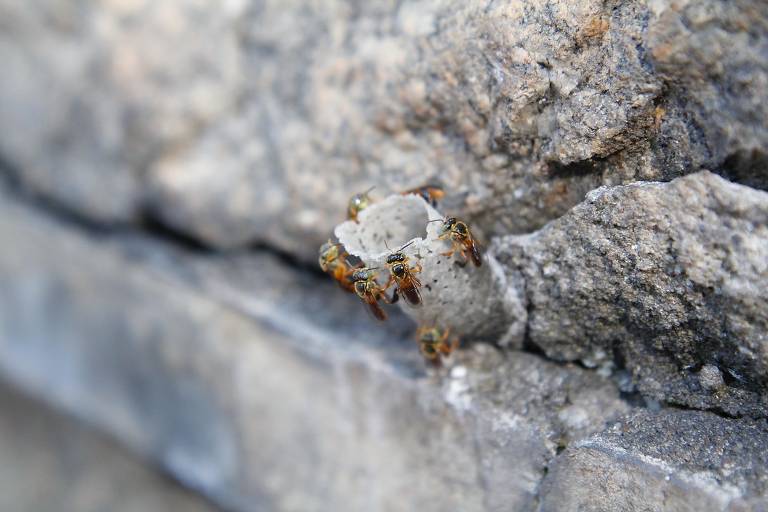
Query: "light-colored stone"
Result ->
[[1, 0, 765, 257], [0, 380, 219, 512], [494, 172, 768, 417]]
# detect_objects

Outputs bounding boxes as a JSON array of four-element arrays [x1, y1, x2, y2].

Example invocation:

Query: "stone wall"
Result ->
[[0, 0, 766, 511]]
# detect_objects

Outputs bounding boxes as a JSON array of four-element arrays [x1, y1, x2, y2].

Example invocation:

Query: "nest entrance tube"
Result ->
[[335, 194, 523, 345], [339, 195, 431, 261]]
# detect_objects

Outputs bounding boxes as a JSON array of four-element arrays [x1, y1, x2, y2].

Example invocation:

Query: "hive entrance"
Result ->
[[338, 194, 431, 260]]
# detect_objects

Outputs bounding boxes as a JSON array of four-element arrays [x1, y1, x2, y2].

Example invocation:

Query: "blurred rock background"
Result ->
[[0, 0, 766, 511]]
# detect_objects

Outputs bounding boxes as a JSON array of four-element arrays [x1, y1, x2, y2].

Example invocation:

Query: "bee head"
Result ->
[[318, 241, 341, 270], [347, 187, 375, 217], [438, 217, 456, 236], [420, 342, 438, 358], [386, 252, 406, 264], [453, 221, 468, 236], [352, 268, 377, 282], [421, 331, 436, 343]]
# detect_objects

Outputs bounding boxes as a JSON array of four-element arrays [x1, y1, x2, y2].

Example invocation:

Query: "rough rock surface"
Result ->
[[1, 0, 767, 510], [495, 171, 768, 418], [538, 410, 768, 512], [1, 0, 766, 257]]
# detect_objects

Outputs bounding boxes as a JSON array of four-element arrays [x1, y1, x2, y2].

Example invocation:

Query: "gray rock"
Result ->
[[0, 0, 243, 222], [0, 185, 628, 512], [648, 0, 768, 185], [1, 0, 767, 509], [0, 380, 220, 512], [1, 0, 765, 258], [538, 409, 768, 512], [494, 171, 768, 417]]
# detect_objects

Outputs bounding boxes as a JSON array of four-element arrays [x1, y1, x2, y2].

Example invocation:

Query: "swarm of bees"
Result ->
[[319, 184, 482, 366]]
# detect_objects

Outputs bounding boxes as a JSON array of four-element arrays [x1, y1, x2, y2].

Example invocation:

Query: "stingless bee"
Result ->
[[415, 325, 459, 364], [430, 217, 483, 267], [401, 184, 445, 207], [351, 267, 396, 321], [347, 186, 376, 222], [318, 240, 359, 292], [384, 240, 423, 307]]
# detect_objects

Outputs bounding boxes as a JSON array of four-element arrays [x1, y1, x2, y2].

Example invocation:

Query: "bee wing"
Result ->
[[399, 277, 422, 307], [468, 239, 483, 267], [364, 294, 387, 321]]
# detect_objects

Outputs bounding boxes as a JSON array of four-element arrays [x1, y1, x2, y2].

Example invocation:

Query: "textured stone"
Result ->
[[1, 0, 765, 258], [0, 0, 767, 509], [0, 0, 243, 222], [494, 171, 768, 417], [538, 409, 768, 512], [647, 0, 768, 184], [0, 380, 219, 512], [0, 185, 627, 512]]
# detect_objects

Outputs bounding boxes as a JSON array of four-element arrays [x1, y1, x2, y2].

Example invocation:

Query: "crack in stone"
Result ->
[[1, 154, 763, 423]]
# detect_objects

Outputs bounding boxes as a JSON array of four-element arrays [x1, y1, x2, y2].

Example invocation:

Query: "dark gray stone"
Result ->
[[538, 409, 768, 512]]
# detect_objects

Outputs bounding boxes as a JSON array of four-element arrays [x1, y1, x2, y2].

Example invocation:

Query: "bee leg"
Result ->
[[459, 247, 473, 267], [420, 345, 442, 367], [453, 249, 467, 267], [440, 338, 459, 356], [411, 262, 423, 274], [441, 248, 456, 258], [384, 272, 398, 290], [383, 288, 399, 304]]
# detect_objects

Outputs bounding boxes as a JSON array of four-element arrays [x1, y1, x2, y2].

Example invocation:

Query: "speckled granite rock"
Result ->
[[538, 409, 768, 512], [494, 171, 768, 418], [1, 0, 766, 257]]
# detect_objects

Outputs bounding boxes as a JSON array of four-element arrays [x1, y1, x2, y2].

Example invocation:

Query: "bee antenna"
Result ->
[[364, 186, 376, 194], [426, 218, 444, 223], [384, 239, 391, 251], [399, 240, 415, 251]]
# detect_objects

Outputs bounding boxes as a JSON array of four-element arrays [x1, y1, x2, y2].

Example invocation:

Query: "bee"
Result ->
[[347, 186, 376, 221], [401, 184, 445, 207], [318, 240, 358, 292], [415, 325, 459, 364], [384, 241, 423, 307], [432, 217, 483, 267], [351, 267, 396, 321]]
